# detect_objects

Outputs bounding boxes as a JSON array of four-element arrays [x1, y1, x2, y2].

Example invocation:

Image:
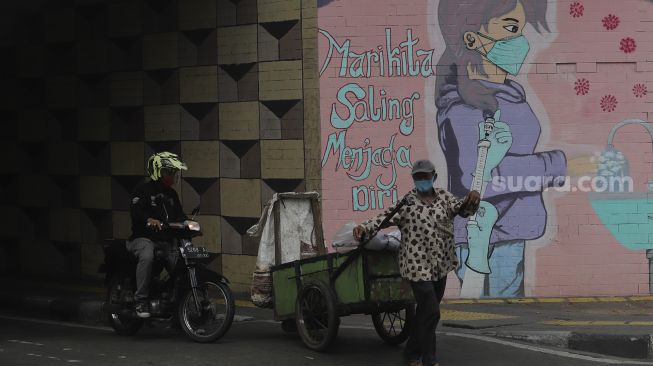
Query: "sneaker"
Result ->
[[135, 302, 151, 318]]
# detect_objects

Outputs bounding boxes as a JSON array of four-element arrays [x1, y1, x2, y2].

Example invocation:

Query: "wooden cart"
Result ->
[[269, 198, 415, 351]]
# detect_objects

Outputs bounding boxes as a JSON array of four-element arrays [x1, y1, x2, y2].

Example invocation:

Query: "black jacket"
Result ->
[[129, 180, 187, 241]]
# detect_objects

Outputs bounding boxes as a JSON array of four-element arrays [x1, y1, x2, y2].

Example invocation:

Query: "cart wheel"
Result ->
[[295, 279, 339, 351], [372, 304, 415, 345]]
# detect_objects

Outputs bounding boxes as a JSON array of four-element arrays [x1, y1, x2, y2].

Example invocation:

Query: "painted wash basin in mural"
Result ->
[[589, 192, 653, 250], [588, 119, 653, 250]]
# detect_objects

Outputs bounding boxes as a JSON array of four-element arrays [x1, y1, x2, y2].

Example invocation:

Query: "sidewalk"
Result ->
[[439, 298, 653, 360], [1, 276, 652, 360]]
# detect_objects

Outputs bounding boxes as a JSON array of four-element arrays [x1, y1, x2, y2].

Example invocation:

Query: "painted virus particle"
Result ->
[[602, 14, 620, 30], [600, 95, 618, 112], [570, 2, 584, 18], [574, 78, 590, 96], [633, 83, 648, 98], [619, 37, 636, 53]]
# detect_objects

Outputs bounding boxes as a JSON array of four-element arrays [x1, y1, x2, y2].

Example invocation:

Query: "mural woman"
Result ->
[[434, 0, 567, 297]]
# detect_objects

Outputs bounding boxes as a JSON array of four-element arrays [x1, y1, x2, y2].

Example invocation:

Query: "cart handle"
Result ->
[[330, 195, 411, 284], [359, 195, 410, 246]]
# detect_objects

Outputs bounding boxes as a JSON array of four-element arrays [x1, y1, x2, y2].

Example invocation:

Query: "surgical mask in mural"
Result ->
[[476, 33, 530, 76], [414, 178, 434, 193]]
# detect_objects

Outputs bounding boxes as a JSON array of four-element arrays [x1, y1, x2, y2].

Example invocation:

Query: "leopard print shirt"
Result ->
[[362, 188, 477, 282]]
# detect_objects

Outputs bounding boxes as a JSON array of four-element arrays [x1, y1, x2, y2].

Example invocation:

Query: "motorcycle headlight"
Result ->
[[185, 220, 201, 231]]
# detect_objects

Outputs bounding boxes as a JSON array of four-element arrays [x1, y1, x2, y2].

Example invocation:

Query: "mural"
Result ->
[[434, 0, 567, 298], [319, 0, 653, 298]]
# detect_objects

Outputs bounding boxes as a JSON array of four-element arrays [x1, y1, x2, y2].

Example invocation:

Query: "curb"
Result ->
[[0, 291, 106, 325], [0, 291, 254, 326], [484, 330, 653, 360], [443, 295, 653, 305]]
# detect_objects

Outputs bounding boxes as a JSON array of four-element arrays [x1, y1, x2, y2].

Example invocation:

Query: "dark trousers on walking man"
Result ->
[[405, 276, 447, 366]]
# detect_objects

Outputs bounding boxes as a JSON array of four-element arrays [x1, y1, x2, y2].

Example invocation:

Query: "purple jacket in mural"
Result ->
[[436, 79, 567, 245]]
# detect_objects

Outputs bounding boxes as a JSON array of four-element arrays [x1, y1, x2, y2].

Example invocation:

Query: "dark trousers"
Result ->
[[405, 276, 447, 365], [125, 237, 177, 302]]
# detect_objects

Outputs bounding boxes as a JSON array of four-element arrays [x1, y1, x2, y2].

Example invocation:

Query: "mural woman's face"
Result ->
[[463, 2, 526, 58]]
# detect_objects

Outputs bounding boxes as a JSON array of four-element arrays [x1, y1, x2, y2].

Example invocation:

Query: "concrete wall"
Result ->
[[0, 0, 320, 295]]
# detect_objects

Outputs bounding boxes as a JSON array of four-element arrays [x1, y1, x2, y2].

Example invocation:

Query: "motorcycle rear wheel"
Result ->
[[179, 281, 235, 343], [106, 278, 143, 336]]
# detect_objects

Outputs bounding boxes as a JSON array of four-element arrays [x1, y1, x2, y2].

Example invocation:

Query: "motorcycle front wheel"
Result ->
[[179, 281, 235, 343]]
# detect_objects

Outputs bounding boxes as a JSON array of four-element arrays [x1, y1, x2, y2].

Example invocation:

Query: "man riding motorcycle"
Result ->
[[127, 151, 188, 318]]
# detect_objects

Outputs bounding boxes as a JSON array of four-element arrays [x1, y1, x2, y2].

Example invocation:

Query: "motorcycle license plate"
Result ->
[[183, 246, 210, 259]]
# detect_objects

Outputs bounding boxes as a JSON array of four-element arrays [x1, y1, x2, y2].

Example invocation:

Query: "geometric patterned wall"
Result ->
[[0, 0, 320, 294]]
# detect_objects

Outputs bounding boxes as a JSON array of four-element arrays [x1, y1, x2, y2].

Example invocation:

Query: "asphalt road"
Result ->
[[0, 313, 650, 366]]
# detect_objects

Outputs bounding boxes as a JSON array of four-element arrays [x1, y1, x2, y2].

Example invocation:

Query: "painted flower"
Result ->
[[600, 95, 618, 112], [602, 14, 620, 30], [569, 2, 584, 18], [633, 83, 648, 98], [574, 78, 590, 96], [619, 37, 637, 53]]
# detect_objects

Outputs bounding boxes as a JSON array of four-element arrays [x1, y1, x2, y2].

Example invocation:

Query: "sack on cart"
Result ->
[[332, 221, 401, 252]]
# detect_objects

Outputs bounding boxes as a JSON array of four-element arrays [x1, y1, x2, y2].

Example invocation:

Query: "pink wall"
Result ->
[[529, 0, 653, 296], [318, 0, 653, 298]]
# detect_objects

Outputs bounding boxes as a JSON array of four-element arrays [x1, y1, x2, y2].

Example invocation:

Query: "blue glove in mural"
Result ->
[[477, 110, 513, 182], [465, 200, 499, 274]]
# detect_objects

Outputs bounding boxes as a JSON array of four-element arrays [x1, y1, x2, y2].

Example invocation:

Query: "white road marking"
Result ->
[[8, 339, 44, 346], [234, 315, 254, 322], [26, 353, 65, 362]]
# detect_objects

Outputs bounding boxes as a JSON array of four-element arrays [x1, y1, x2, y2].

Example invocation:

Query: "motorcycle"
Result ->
[[99, 206, 235, 343]]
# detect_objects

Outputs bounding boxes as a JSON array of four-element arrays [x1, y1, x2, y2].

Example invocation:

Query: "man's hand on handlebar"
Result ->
[[465, 190, 481, 208], [459, 190, 481, 217], [146, 218, 163, 231], [353, 225, 365, 242]]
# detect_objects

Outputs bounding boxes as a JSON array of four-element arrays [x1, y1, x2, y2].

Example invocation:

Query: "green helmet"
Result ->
[[146, 152, 187, 181]]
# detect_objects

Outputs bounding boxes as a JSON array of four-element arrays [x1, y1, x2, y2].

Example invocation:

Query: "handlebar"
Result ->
[[165, 222, 186, 230], [148, 220, 201, 233]]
